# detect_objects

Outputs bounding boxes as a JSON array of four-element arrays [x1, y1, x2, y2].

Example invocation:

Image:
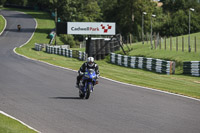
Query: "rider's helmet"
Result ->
[[87, 57, 94, 67]]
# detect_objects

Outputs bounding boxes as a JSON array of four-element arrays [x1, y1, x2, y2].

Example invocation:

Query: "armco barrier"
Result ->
[[110, 53, 175, 74], [45, 45, 86, 61], [183, 61, 200, 77]]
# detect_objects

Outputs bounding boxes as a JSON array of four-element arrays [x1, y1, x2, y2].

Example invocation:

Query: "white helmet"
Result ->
[[87, 57, 94, 67]]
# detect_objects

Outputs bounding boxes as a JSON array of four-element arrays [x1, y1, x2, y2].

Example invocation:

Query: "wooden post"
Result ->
[[165, 37, 166, 50], [154, 33, 156, 49], [146, 33, 148, 44], [176, 37, 178, 51], [127, 35, 129, 44], [188, 36, 191, 52], [195, 36, 197, 52], [182, 36, 184, 52], [170, 36, 172, 51], [159, 37, 161, 49]]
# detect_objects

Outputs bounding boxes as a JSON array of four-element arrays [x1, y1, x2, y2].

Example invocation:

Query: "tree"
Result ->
[[171, 10, 188, 36], [100, 0, 157, 41], [27, 0, 51, 10], [5, 0, 27, 6], [49, 0, 102, 22], [80, 0, 102, 22], [159, 0, 200, 36], [0, 0, 6, 5]]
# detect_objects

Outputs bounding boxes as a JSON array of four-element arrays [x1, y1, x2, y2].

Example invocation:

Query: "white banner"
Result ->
[[67, 22, 116, 35]]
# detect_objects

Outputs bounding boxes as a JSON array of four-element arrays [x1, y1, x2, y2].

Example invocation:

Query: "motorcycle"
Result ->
[[79, 69, 98, 99], [17, 24, 21, 31]]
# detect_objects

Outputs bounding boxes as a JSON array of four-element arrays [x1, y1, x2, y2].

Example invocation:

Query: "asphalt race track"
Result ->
[[0, 10, 200, 133]]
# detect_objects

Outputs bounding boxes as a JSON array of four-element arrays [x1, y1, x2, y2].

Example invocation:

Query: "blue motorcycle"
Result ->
[[79, 69, 98, 99]]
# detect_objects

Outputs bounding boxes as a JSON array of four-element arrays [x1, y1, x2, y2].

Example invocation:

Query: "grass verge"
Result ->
[[2, 8, 199, 99], [0, 113, 37, 133], [118, 41, 200, 74], [0, 14, 5, 34]]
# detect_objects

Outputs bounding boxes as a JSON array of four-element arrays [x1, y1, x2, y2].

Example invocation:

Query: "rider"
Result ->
[[17, 24, 21, 31], [76, 57, 100, 87]]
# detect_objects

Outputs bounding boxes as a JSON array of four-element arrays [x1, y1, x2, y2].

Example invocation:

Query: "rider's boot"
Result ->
[[76, 81, 79, 88]]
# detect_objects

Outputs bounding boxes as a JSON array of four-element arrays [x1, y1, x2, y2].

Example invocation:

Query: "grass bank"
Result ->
[[119, 40, 200, 74], [1, 8, 199, 99], [0, 113, 36, 133], [0, 14, 5, 34]]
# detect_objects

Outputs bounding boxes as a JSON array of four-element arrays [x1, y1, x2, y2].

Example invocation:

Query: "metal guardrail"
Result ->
[[110, 53, 176, 75], [183, 61, 200, 77]]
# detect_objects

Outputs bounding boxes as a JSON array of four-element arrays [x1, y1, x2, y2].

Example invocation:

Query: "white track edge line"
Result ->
[[12, 10, 199, 105], [101, 77, 200, 102], [2, 11, 42, 133], [9, 8, 200, 133], [0, 111, 41, 133], [17, 11, 38, 48], [0, 13, 7, 35], [14, 48, 200, 102]]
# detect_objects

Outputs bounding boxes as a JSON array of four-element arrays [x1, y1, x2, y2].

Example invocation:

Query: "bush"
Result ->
[[60, 34, 76, 48]]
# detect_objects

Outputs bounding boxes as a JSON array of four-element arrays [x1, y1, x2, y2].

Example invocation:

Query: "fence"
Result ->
[[145, 35, 199, 52], [183, 61, 200, 77], [110, 53, 176, 75]]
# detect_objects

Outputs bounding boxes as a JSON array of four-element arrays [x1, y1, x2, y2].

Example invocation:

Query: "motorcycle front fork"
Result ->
[[81, 82, 93, 92]]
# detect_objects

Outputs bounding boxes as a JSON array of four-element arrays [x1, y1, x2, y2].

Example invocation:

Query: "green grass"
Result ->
[[1, 8, 199, 99], [125, 33, 200, 62], [0, 7, 198, 133], [144, 33, 200, 52], [0, 14, 5, 33], [0, 113, 37, 133], [119, 41, 200, 74]]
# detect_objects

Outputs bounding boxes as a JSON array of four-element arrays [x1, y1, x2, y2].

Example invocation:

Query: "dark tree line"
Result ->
[[1, 0, 200, 41]]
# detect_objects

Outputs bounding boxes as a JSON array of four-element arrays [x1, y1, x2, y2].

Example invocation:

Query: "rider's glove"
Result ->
[[79, 71, 84, 75]]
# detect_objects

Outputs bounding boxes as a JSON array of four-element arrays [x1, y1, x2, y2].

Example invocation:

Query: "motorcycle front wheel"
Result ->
[[85, 84, 92, 99]]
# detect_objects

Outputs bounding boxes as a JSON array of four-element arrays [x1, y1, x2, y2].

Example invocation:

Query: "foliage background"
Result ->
[[1, 0, 200, 42]]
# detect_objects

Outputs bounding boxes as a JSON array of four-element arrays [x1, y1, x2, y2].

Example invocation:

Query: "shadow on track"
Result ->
[[50, 97, 81, 100], [4, 28, 52, 34]]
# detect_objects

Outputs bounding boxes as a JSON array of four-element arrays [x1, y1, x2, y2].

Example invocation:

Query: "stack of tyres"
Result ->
[[142, 58, 148, 69], [100, 39, 105, 59], [110, 53, 115, 64], [86, 38, 121, 60], [86, 38, 91, 57], [130, 56, 137, 68], [105, 40, 110, 55], [91, 39, 96, 60], [138, 57, 144, 69], [110, 42, 114, 52], [127, 56, 132, 68], [35, 43, 43, 51], [114, 41, 120, 51], [183, 61, 200, 77], [95, 39, 101, 60], [146, 58, 153, 70], [151, 59, 157, 72], [122, 55, 128, 67], [110, 53, 175, 75]]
